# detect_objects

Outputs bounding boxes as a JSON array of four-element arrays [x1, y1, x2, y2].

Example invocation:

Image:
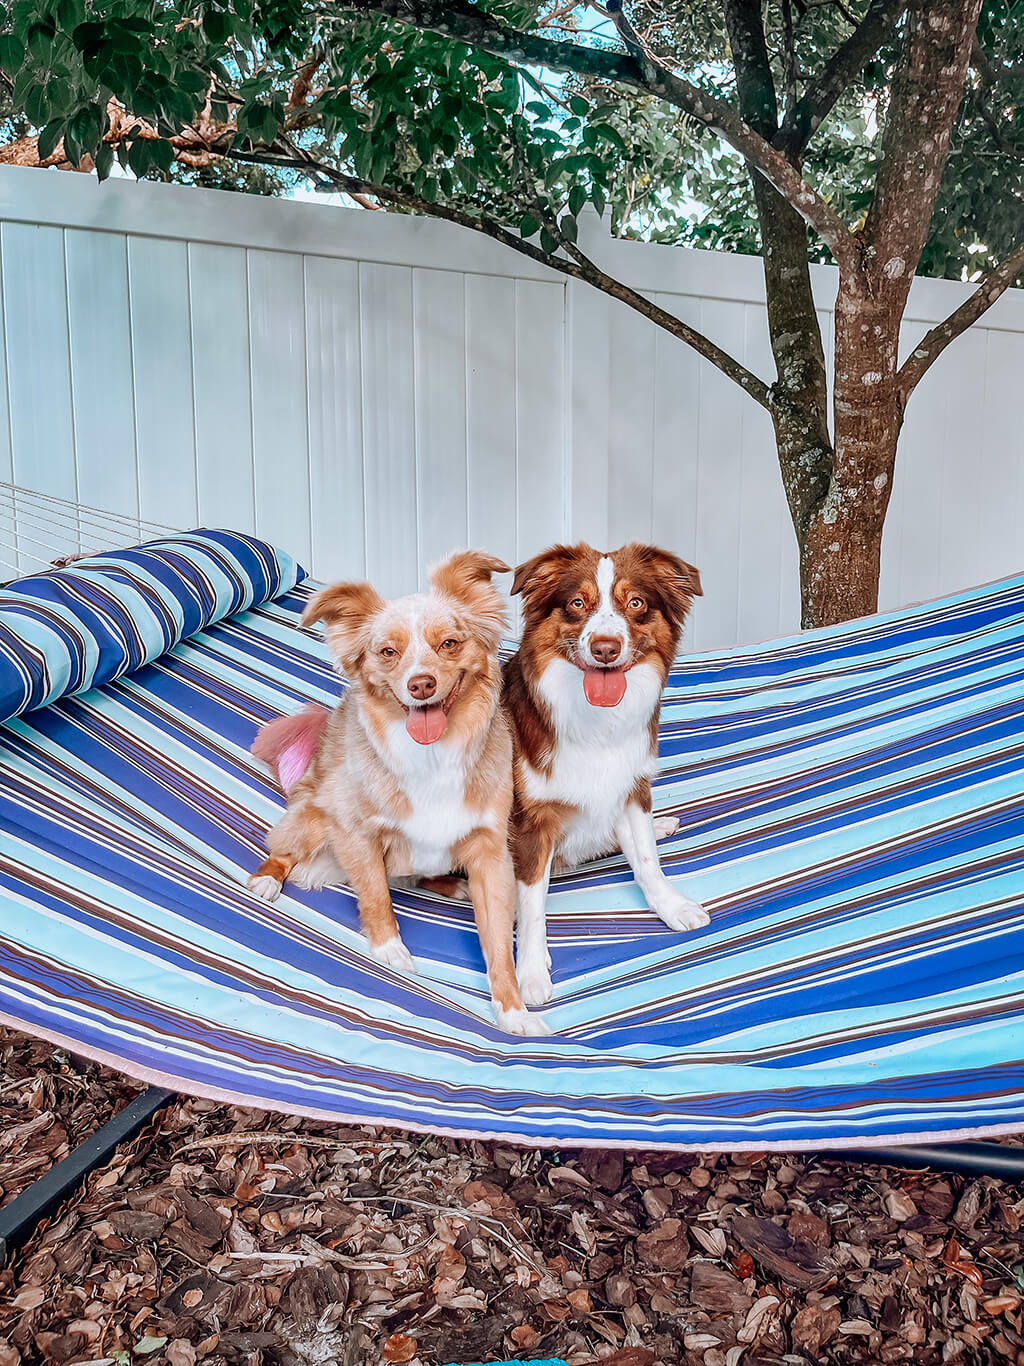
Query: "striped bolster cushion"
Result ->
[[0, 529, 305, 724]]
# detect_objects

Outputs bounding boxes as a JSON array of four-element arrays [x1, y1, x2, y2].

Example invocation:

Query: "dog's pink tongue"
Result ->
[[406, 704, 447, 745], [584, 667, 627, 707]]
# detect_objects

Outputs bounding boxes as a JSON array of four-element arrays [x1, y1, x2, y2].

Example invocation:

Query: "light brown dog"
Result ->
[[248, 551, 548, 1036]]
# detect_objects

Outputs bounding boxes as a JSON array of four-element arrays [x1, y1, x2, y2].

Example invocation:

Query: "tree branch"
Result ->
[[224, 145, 772, 407], [970, 37, 1024, 161], [780, 0, 799, 119], [333, 0, 864, 279], [780, 0, 907, 153], [865, 0, 983, 291], [896, 240, 1024, 408], [723, 0, 833, 529], [723, 0, 780, 138]]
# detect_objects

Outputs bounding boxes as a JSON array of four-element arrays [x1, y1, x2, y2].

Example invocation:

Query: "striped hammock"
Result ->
[[1, 527, 1023, 1151]]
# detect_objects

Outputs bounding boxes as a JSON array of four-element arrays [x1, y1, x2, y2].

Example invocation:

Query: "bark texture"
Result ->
[[726, 0, 986, 627]]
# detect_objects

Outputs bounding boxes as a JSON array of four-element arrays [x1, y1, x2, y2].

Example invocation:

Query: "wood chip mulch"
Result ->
[[3, 1027, 1024, 1366]]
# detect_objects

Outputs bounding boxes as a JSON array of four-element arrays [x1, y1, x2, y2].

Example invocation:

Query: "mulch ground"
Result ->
[[3, 1027, 1024, 1366]]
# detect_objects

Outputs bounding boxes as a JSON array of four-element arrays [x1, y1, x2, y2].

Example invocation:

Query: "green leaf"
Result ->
[[62, 126, 82, 166], [127, 136, 153, 178], [568, 94, 588, 116], [178, 68, 210, 95], [71, 19, 104, 52], [203, 10, 231, 44], [539, 226, 559, 255], [590, 122, 626, 152], [134, 1338, 168, 1357], [519, 212, 540, 238], [499, 72, 519, 111], [27, 19, 56, 63], [37, 119, 63, 162], [149, 137, 174, 173], [94, 140, 113, 181], [25, 82, 48, 126], [0, 33, 25, 70], [568, 184, 586, 217], [260, 106, 279, 144], [69, 102, 103, 152], [559, 213, 578, 243], [56, 0, 84, 28]]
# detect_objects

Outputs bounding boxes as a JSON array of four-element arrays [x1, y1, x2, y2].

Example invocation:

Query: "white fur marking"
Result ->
[[615, 803, 708, 932], [380, 720, 493, 875], [652, 814, 679, 841], [371, 935, 416, 973], [396, 596, 431, 704], [524, 658, 662, 866], [248, 873, 282, 902], [495, 1004, 552, 1036], [516, 855, 554, 1006], [290, 848, 344, 890], [580, 555, 629, 666]]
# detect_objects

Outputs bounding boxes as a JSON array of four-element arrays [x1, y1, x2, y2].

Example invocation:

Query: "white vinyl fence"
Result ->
[[0, 163, 1022, 650]]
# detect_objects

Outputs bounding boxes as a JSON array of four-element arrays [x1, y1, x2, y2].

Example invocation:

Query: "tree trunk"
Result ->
[[792, 282, 902, 628]]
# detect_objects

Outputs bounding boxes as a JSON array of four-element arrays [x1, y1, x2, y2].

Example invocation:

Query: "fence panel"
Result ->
[[0, 165, 1021, 647]]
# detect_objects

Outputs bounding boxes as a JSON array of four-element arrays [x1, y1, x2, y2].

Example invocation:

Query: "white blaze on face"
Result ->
[[579, 555, 628, 667], [394, 595, 431, 706]]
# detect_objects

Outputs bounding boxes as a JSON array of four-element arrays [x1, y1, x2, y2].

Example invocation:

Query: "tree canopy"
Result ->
[[0, 1, 1020, 281]]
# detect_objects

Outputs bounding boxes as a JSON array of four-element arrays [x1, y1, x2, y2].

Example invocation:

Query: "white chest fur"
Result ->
[[522, 658, 662, 866], [378, 721, 489, 875]]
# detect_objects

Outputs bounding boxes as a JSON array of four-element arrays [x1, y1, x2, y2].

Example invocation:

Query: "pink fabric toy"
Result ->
[[251, 704, 329, 793]]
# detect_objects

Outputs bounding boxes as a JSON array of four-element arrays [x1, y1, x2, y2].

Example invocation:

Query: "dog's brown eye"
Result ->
[[628, 596, 645, 612], [441, 638, 458, 651], [568, 597, 585, 611], [380, 646, 397, 658]]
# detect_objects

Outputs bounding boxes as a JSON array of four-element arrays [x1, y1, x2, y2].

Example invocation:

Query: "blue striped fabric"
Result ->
[[0, 567, 1023, 1149], [0, 530, 304, 723]]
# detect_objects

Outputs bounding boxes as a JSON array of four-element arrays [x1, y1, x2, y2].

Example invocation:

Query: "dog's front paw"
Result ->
[[517, 961, 554, 1007], [370, 935, 417, 973], [496, 1005, 552, 1037], [248, 873, 282, 902], [652, 814, 680, 841], [649, 888, 710, 933]]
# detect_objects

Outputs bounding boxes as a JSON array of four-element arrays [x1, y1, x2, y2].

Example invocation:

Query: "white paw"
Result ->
[[248, 874, 282, 901], [649, 889, 710, 933], [370, 936, 416, 973], [652, 815, 680, 841], [517, 963, 553, 1007], [445, 877, 472, 903], [495, 1005, 552, 1037]]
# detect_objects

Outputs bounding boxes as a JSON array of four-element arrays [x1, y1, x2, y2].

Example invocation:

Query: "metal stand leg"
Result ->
[[840, 1142, 1024, 1180], [0, 1085, 173, 1267]]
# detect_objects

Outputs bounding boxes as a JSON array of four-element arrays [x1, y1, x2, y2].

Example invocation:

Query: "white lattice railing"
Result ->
[[0, 483, 175, 583]]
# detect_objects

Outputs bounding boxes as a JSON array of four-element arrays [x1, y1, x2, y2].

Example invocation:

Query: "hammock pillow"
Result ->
[[0, 529, 305, 723]]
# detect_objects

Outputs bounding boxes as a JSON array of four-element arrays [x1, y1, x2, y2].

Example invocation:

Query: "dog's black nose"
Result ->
[[408, 673, 437, 700], [591, 637, 622, 664]]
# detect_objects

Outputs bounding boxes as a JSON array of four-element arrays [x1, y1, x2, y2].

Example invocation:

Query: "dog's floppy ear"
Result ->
[[429, 550, 510, 600], [621, 543, 702, 630], [301, 581, 384, 673], [511, 543, 588, 610], [430, 550, 510, 651]]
